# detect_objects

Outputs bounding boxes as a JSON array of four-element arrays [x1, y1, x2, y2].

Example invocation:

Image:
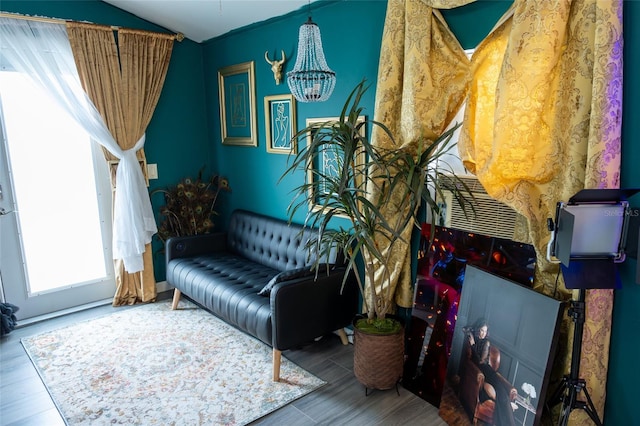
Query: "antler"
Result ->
[[264, 50, 274, 65], [265, 50, 286, 65]]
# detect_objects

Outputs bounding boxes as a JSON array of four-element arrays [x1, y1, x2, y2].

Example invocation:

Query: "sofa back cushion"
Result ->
[[227, 210, 334, 272]]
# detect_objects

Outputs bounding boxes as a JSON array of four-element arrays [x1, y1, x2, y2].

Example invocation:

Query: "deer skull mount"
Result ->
[[265, 50, 286, 85]]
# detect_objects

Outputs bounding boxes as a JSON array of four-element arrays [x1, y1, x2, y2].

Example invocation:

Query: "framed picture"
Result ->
[[218, 61, 257, 146], [438, 265, 562, 426], [305, 116, 366, 214], [264, 94, 296, 154], [403, 225, 537, 407]]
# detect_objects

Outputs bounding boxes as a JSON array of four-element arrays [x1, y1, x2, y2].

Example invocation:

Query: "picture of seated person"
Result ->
[[465, 318, 518, 426]]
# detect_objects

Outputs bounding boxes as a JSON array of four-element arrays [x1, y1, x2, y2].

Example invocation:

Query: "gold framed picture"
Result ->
[[218, 61, 257, 146], [305, 116, 366, 215], [264, 94, 296, 154]]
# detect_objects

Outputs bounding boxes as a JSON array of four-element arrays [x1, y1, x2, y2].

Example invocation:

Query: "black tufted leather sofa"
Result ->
[[166, 209, 358, 381]]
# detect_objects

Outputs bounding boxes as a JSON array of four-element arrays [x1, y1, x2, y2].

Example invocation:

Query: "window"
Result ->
[[0, 71, 111, 294]]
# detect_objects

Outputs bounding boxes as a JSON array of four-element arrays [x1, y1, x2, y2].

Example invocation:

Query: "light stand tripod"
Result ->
[[545, 189, 640, 426], [548, 288, 602, 426]]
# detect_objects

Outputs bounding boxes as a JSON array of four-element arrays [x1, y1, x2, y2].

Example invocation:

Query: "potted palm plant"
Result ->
[[281, 80, 472, 391]]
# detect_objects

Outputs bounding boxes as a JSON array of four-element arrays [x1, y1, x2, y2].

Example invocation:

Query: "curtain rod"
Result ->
[[0, 11, 184, 42]]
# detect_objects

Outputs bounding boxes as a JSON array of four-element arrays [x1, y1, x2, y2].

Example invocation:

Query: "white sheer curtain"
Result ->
[[0, 17, 156, 273]]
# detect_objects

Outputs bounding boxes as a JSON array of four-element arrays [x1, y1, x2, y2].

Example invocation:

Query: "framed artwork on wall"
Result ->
[[264, 94, 296, 154], [305, 116, 365, 215], [218, 61, 257, 146]]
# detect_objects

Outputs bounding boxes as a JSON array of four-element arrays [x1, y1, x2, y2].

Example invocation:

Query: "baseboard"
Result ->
[[18, 281, 175, 328], [156, 280, 173, 293], [18, 298, 114, 328]]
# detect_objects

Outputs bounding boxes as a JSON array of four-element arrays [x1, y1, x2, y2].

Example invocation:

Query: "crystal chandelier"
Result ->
[[287, 17, 336, 102]]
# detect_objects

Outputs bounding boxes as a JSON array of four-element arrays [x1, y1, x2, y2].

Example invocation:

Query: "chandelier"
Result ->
[[287, 17, 336, 102]]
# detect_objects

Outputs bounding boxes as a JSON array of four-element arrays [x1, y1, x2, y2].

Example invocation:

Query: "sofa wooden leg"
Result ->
[[336, 328, 349, 345], [171, 289, 181, 310], [273, 349, 282, 382]]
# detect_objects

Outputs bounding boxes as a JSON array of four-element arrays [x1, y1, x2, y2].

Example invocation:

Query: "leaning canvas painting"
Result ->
[[403, 225, 537, 407], [438, 265, 562, 426]]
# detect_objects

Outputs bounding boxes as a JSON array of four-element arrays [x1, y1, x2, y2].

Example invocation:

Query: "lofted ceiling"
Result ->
[[101, 0, 318, 43]]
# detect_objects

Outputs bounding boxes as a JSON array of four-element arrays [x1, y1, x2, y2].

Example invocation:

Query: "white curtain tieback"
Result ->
[[112, 133, 157, 273]]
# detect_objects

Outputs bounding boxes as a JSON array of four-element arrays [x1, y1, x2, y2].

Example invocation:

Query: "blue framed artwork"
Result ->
[[305, 116, 365, 215], [264, 94, 296, 154], [218, 61, 257, 146]]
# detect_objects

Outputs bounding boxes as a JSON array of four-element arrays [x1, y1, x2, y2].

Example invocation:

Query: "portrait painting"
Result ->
[[403, 225, 536, 407], [438, 266, 562, 426]]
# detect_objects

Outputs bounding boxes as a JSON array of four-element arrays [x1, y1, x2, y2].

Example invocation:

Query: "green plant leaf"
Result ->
[[280, 79, 474, 320]]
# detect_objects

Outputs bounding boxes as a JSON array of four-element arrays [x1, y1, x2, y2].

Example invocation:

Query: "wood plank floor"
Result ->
[[0, 294, 446, 426]]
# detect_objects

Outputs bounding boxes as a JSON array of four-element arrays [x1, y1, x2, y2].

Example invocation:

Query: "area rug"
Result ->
[[21, 300, 325, 425]]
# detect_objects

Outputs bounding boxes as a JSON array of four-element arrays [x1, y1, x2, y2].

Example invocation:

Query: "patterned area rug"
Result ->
[[21, 300, 325, 425]]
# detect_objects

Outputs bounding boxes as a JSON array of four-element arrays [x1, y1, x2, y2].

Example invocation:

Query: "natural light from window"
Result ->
[[0, 71, 109, 294]]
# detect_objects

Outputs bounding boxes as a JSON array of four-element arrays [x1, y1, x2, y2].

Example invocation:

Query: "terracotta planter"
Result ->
[[352, 316, 405, 391]]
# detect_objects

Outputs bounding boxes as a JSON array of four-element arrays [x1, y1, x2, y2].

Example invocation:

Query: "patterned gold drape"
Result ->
[[458, 2, 622, 422], [370, 0, 471, 309], [67, 23, 174, 306], [374, 0, 622, 423]]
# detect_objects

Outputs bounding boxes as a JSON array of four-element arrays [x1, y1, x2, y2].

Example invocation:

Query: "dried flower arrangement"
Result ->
[[152, 169, 230, 244]]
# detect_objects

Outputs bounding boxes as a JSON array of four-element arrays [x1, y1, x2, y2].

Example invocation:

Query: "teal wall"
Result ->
[[202, 1, 386, 227], [608, 2, 640, 424], [2, 0, 638, 422]]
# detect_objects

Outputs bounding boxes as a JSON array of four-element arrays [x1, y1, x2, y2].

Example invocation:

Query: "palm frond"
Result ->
[[280, 80, 473, 320]]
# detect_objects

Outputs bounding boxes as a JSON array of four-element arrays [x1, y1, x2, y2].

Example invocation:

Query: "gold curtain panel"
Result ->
[[369, 0, 471, 309], [67, 21, 175, 306]]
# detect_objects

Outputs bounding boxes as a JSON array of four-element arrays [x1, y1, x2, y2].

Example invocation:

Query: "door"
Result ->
[[0, 71, 116, 321]]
